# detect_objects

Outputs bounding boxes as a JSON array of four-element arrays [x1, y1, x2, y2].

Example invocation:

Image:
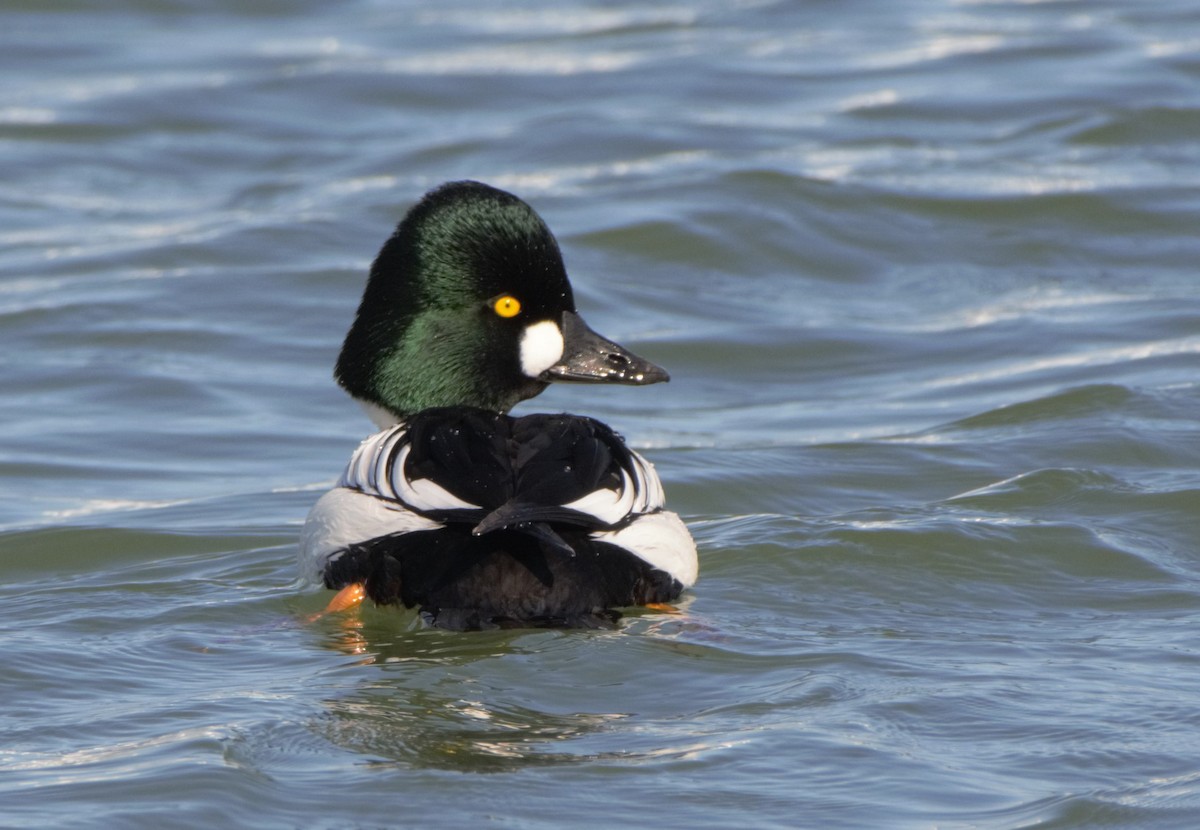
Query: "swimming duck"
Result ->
[[300, 181, 697, 629]]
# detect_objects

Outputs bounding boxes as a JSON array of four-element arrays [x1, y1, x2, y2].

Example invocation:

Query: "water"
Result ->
[[3, 1, 1200, 827]]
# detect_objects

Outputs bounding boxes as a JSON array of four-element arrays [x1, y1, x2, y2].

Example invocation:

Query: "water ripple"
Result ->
[[5, 0, 1200, 826]]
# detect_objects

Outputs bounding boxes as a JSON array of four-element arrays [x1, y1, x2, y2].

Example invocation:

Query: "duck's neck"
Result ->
[[356, 398, 404, 430]]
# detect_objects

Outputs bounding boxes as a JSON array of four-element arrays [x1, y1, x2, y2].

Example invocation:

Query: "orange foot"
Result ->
[[304, 583, 367, 623], [324, 583, 366, 613]]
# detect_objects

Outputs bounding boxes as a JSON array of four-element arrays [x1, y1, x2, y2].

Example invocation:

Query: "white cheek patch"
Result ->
[[519, 320, 565, 378]]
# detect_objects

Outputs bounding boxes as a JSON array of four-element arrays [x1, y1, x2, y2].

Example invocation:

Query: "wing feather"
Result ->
[[318, 407, 687, 567]]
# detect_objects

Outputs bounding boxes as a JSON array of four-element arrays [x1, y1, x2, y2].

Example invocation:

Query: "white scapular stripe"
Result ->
[[519, 320, 565, 378], [338, 425, 479, 512], [561, 449, 665, 525], [629, 451, 666, 511], [338, 425, 403, 495], [562, 467, 637, 524], [388, 443, 478, 511]]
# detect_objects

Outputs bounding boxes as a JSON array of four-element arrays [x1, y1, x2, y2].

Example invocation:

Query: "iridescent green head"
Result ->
[[335, 181, 668, 425]]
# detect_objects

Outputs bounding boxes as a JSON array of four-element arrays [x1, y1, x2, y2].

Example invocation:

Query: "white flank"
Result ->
[[592, 511, 698, 587], [298, 487, 442, 581], [519, 320, 565, 378]]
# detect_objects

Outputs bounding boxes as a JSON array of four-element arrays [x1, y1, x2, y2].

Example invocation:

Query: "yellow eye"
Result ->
[[492, 295, 521, 318]]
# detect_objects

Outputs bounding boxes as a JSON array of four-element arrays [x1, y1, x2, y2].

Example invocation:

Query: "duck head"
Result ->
[[335, 180, 669, 426]]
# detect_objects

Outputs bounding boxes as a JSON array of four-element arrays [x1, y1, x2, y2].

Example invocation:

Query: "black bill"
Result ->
[[541, 311, 670, 385]]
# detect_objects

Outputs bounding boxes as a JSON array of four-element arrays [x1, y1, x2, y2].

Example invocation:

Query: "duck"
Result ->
[[300, 180, 698, 630]]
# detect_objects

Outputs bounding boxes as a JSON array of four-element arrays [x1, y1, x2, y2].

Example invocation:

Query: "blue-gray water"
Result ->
[[3, 1, 1200, 827]]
